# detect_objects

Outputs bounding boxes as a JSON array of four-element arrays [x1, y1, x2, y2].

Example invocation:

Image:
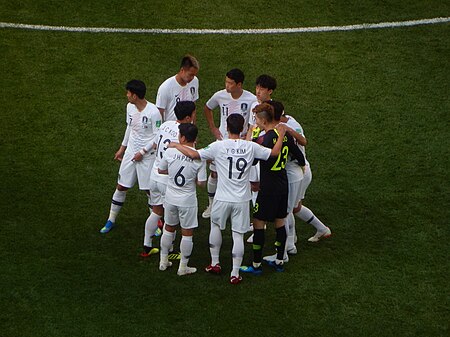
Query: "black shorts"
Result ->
[[253, 193, 288, 222]]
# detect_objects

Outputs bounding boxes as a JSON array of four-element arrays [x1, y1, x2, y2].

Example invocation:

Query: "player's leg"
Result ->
[[229, 202, 251, 284], [295, 203, 331, 242], [159, 224, 175, 271], [142, 180, 164, 256], [205, 200, 227, 274], [177, 206, 198, 276], [101, 184, 129, 233], [202, 162, 217, 218]]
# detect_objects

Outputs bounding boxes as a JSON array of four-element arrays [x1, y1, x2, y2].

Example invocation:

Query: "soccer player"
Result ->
[[169, 114, 286, 284], [240, 103, 305, 274], [141, 101, 196, 257], [262, 100, 307, 262], [247, 75, 278, 243], [202, 68, 257, 218], [156, 55, 199, 122], [157, 123, 207, 276], [280, 111, 332, 243], [100, 80, 161, 235]]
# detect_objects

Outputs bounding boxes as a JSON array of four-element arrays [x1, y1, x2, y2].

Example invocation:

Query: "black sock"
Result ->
[[253, 228, 265, 264], [275, 226, 287, 262]]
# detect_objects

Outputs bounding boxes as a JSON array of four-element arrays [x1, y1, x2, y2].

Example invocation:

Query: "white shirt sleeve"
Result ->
[[252, 142, 271, 161], [198, 141, 217, 161], [155, 81, 169, 110], [206, 92, 220, 110], [196, 160, 207, 182]]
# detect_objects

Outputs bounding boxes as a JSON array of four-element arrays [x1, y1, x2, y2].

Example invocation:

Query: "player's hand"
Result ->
[[114, 149, 125, 161], [211, 127, 223, 140], [132, 152, 143, 162], [275, 123, 287, 136]]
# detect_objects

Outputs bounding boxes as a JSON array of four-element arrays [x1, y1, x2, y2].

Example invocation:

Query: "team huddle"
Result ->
[[100, 55, 331, 284]]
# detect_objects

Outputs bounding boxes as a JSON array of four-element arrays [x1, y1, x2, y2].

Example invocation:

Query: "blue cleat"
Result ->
[[266, 260, 284, 272], [240, 265, 263, 275], [100, 220, 115, 234]]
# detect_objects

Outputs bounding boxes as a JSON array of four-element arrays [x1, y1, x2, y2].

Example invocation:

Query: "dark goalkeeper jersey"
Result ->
[[255, 129, 305, 196]]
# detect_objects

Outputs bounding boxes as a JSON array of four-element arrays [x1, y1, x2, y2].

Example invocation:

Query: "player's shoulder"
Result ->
[[159, 75, 177, 88], [242, 90, 257, 100], [190, 76, 199, 86]]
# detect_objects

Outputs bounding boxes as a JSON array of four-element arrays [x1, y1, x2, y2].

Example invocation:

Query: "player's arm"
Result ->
[[284, 125, 307, 146], [168, 143, 201, 160], [158, 108, 165, 121], [115, 124, 131, 161], [269, 124, 287, 157], [286, 133, 306, 166], [204, 105, 222, 140]]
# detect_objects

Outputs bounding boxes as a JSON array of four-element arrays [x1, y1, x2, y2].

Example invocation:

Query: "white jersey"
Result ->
[[156, 75, 199, 122], [283, 115, 308, 182], [125, 101, 161, 155], [159, 147, 207, 207], [198, 139, 271, 202], [206, 89, 257, 139], [152, 120, 182, 183]]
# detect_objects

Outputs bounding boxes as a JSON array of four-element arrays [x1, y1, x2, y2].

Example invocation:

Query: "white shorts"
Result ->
[[249, 163, 260, 183], [149, 179, 167, 206], [118, 151, 155, 190], [211, 200, 250, 234], [287, 180, 302, 213], [298, 164, 312, 201], [164, 203, 198, 229]]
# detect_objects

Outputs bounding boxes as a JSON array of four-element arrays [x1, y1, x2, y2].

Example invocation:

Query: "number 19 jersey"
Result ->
[[198, 139, 271, 202]]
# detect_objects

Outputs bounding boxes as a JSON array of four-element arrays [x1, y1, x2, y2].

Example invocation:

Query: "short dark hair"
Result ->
[[253, 103, 274, 123], [267, 100, 284, 121], [180, 55, 199, 70], [226, 68, 245, 85], [178, 123, 198, 143], [226, 114, 244, 135], [255, 74, 277, 91], [174, 101, 196, 121], [126, 79, 146, 99]]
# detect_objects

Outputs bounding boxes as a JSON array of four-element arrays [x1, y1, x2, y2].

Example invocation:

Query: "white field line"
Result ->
[[0, 17, 449, 35]]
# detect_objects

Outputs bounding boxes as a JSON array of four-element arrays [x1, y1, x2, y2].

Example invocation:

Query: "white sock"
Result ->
[[295, 206, 327, 232], [286, 212, 296, 252], [180, 235, 193, 269], [144, 212, 161, 247], [231, 231, 244, 277], [160, 228, 175, 261], [207, 174, 217, 206], [108, 189, 127, 222], [209, 223, 222, 266]]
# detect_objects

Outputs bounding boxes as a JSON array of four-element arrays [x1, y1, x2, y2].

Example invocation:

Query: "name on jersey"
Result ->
[[173, 153, 194, 162], [225, 148, 246, 154], [272, 136, 288, 144], [161, 125, 178, 138]]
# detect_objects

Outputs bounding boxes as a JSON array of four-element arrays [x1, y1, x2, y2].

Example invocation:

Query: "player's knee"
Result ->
[[117, 184, 128, 192], [210, 171, 217, 179]]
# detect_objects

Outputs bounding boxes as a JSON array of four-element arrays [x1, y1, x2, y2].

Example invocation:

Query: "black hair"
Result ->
[[178, 123, 198, 143], [174, 101, 196, 121], [226, 114, 244, 135], [125, 79, 146, 99], [226, 68, 245, 85], [267, 100, 284, 121], [180, 55, 199, 70], [255, 74, 277, 91]]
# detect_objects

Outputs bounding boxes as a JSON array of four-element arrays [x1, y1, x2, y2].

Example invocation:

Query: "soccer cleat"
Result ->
[[230, 275, 243, 284], [159, 261, 172, 271], [308, 227, 332, 243], [177, 266, 197, 276], [266, 260, 284, 272], [202, 205, 211, 218], [100, 220, 115, 234], [140, 247, 159, 257], [205, 263, 221, 274], [263, 253, 289, 263], [240, 265, 263, 275], [246, 234, 254, 244]]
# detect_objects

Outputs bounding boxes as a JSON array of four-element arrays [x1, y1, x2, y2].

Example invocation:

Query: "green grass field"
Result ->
[[1, 1, 449, 336]]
